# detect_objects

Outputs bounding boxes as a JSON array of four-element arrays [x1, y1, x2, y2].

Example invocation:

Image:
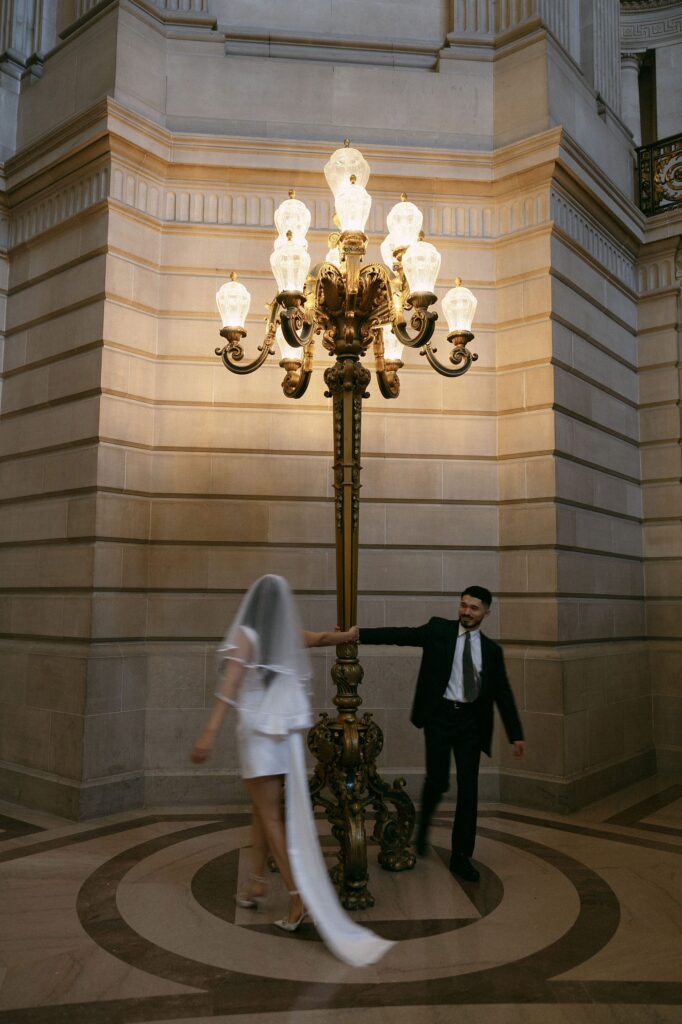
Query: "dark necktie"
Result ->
[[462, 631, 477, 702]]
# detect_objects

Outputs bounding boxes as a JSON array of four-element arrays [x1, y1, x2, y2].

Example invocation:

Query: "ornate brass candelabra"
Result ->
[[215, 143, 477, 908]]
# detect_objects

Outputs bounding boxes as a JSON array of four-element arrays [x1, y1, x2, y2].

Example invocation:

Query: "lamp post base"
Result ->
[[308, 665, 416, 910]]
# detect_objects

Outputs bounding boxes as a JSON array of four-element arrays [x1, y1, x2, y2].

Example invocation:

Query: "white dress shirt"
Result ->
[[443, 625, 482, 702]]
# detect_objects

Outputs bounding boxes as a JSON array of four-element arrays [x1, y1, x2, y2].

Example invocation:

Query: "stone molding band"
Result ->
[[7, 162, 637, 297]]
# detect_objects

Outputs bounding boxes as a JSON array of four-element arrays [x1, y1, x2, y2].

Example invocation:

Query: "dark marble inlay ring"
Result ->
[[77, 815, 620, 995], [191, 844, 505, 942], [114, 821, 578, 982]]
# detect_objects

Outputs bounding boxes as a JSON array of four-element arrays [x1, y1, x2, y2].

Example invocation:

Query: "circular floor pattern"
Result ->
[[190, 844, 504, 942], [76, 811, 621, 1006]]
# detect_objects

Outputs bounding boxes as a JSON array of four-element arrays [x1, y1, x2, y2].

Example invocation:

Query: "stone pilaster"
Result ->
[[443, 0, 579, 61], [592, 0, 622, 112], [637, 232, 682, 773], [620, 51, 643, 146]]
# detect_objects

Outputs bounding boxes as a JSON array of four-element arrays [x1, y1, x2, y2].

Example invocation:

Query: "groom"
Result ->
[[355, 586, 524, 882]]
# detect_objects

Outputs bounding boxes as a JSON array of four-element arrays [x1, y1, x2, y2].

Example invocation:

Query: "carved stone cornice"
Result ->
[[635, 229, 682, 294], [60, 0, 216, 41], [10, 162, 110, 247], [620, 1, 680, 11], [223, 29, 438, 69], [620, 0, 682, 46], [551, 187, 637, 291], [2, 99, 647, 294]]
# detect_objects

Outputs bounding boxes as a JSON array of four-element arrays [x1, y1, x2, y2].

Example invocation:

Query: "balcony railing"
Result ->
[[637, 133, 682, 217]]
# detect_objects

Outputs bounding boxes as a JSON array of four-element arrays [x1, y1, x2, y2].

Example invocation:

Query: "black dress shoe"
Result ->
[[449, 854, 480, 882], [415, 832, 428, 856]]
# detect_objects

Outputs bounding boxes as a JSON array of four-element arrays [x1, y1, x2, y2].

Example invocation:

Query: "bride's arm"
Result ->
[[191, 629, 250, 763], [303, 626, 358, 648]]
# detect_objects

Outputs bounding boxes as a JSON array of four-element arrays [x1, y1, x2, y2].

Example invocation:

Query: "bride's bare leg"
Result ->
[[246, 807, 267, 899], [246, 776, 304, 924]]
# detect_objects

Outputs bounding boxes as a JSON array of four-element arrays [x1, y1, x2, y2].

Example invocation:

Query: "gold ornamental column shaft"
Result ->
[[307, 354, 374, 908], [335, 359, 362, 635]]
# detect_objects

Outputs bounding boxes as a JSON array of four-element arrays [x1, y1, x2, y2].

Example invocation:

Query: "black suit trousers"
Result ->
[[422, 698, 481, 858]]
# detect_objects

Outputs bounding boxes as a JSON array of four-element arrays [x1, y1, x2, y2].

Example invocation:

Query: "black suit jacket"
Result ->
[[359, 617, 523, 757]]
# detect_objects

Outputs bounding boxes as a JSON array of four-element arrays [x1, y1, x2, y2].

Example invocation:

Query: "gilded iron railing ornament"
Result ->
[[215, 144, 477, 909], [637, 132, 682, 216]]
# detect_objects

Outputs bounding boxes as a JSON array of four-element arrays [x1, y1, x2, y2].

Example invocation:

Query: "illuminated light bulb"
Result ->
[[386, 195, 423, 249], [270, 231, 311, 292], [324, 140, 370, 197], [382, 325, 404, 361], [381, 235, 397, 269], [442, 278, 478, 332], [335, 175, 371, 234], [402, 237, 441, 294], [276, 324, 302, 361], [325, 245, 342, 268], [274, 189, 311, 241], [216, 272, 251, 328]]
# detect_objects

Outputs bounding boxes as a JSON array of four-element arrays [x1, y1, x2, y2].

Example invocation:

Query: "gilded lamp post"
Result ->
[[215, 142, 478, 909]]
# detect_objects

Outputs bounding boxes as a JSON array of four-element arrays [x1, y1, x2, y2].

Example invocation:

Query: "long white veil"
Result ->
[[216, 575, 313, 734], [217, 574, 312, 682]]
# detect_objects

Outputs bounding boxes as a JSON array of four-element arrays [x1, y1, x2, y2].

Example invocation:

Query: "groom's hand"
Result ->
[[512, 741, 525, 758]]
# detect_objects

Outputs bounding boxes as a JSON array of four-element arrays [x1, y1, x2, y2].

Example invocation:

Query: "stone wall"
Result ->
[[0, 0, 679, 817], [637, 227, 682, 773]]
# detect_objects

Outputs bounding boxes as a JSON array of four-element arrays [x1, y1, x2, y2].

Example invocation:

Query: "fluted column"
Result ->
[[450, 0, 495, 35], [155, 0, 209, 10], [0, 0, 44, 66], [621, 51, 643, 146], [591, 0, 622, 112], [495, 0, 536, 33], [536, 0, 580, 61], [0, 0, 53, 161], [445, 0, 579, 59], [59, 1, 212, 41]]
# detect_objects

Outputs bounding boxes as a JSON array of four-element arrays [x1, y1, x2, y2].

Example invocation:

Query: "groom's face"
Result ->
[[458, 595, 489, 630]]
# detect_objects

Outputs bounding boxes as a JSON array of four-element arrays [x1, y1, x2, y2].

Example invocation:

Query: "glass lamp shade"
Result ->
[[273, 231, 308, 250], [380, 235, 397, 268], [324, 145, 370, 197], [275, 324, 301, 361], [216, 277, 251, 329], [442, 282, 478, 332], [325, 245, 342, 269], [382, 325, 404, 361], [335, 179, 372, 233], [270, 237, 311, 292], [402, 239, 441, 294], [274, 196, 311, 241], [386, 199, 423, 249]]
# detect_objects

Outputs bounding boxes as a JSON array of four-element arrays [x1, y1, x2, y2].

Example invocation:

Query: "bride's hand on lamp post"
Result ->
[[334, 625, 359, 643], [304, 627, 357, 647]]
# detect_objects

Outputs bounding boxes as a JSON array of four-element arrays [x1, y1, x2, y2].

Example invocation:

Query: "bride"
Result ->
[[191, 574, 393, 967]]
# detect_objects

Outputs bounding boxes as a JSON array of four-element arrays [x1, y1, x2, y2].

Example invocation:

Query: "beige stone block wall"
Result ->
[[637, 237, 682, 772], [493, 217, 654, 807], [2, 3, 677, 818], [0, 157, 151, 813]]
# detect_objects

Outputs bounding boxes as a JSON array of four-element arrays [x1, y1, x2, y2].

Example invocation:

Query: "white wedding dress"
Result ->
[[218, 610, 393, 968]]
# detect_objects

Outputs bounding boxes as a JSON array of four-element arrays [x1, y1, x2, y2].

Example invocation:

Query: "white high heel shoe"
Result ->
[[235, 873, 267, 910], [274, 889, 308, 932]]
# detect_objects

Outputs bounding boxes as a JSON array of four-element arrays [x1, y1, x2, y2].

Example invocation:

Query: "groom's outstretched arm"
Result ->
[[357, 623, 429, 648]]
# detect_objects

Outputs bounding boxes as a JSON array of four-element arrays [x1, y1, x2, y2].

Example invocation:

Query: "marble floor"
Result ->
[[0, 775, 680, 1024]]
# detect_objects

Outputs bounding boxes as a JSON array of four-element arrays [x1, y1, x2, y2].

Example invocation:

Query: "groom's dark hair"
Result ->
[[461, 585, 492, 608]]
